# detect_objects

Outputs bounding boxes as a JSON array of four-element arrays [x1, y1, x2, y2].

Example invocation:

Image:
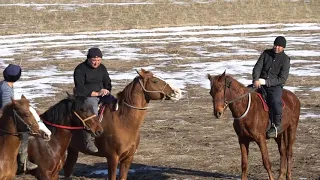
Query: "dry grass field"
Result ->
[[0, 0, 319, 179]]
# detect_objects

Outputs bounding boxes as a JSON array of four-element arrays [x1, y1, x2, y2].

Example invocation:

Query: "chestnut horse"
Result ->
[[63, 69, 182, 180], [207, 72, 300, 180], [27, 94, 104, 180], [0, 95, 50, 179]]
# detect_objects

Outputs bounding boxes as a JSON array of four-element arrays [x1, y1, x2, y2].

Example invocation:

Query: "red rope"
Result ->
[[42, 120, 84, 130]]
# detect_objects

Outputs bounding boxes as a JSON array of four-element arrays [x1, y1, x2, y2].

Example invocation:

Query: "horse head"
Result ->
[[11, 95, 50, 139], [67, 93, 103, 137], [207, 71, 233, 119], [136, 68, 182, 101]]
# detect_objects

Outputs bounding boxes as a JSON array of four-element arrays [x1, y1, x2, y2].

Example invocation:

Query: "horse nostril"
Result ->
[[217, 111, 222, 117]]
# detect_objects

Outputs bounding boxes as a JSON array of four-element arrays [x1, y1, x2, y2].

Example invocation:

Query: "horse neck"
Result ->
[[227, 81, 250, 119], [49, 128, 73, 156], [0, 111, 19, 135], [118, 80, 148, 129], [0, 113, 21, 155]]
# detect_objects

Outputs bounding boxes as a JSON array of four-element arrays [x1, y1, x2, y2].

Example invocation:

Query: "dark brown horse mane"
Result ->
[[40, 95, 87, 131]]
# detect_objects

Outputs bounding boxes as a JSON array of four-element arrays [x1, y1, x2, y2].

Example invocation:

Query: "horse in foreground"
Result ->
[[63, 69, 182, 180], [207, 72, 300, 180], [0, 95, 50, 179], [28, 94, 104, 180]]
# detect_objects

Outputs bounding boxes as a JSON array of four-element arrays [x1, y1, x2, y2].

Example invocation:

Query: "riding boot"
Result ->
[[84, 131, 98, 153], [17, 134, 38, 174], [267, 115, 282, 138]]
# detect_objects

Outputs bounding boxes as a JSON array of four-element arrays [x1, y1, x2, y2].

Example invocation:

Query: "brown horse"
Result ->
[[0, 95, 49, 179], [27, 93, 104, 180], [207, 72, 300, 180], [63, 69, 182, 180]]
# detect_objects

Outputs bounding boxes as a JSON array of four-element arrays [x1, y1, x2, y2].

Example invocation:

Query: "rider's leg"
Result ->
[[266, 86, 283, 138], [17, 133, 38, 173], [83, 97, 99, 153]]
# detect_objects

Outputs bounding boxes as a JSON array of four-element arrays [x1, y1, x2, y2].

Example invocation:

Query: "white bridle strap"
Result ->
[[234, 93, 251, 120]]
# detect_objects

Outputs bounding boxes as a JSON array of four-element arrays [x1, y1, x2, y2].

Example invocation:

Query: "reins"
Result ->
[[123, 76, 168, 110], [43, 111, 96, 130], [221, 78, 257, 120], [0, 109, 38, 136]]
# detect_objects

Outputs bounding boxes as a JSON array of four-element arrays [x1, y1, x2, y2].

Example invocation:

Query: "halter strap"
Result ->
[[0, 109, 37, 136], [43, 111, 96, 130]]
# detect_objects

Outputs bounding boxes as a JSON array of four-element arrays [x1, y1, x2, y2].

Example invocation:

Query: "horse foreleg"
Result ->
[[239, 138, 250, 180], [119, 155, 134, 180], [107, 155, 119, 180], [275, 132, 287, 180], [257, 137, 274, 180], [63, 147, 79, 178]]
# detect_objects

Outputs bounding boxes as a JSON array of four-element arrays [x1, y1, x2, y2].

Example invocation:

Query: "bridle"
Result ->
[[213, 77, 256, 120], [0, 109, 39, 136], [123, 76, 169, 110], [43, 111, 96, 130]]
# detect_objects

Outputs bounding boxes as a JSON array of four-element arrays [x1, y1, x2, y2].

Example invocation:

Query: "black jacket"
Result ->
[[252, 49, 290, 87], [74, 60, 112, 97]]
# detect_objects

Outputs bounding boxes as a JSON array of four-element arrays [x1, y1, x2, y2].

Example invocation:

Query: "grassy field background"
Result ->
[[0, 0, 319, 35]]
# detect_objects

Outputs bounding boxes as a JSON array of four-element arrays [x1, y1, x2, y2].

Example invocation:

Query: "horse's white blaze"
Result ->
[[169, 84, 182, 101], [29, 106, 52, 139]]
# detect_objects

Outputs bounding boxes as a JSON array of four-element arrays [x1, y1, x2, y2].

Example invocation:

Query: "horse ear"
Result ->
[[222, 70, 226, 77], [135, 69, 142, 77], [207, 74, 212, 80], [11, 97, 17, 105], [21, 94, 26, 100], [66, 91, 74, 100]]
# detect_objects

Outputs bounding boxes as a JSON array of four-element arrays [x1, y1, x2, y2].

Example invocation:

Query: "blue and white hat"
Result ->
[[3, 64, 21, 82]]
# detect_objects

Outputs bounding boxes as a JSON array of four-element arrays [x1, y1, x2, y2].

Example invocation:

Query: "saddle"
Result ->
[[256, 88, 285, 112]]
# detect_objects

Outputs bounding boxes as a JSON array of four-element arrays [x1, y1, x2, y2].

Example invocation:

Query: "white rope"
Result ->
[[234, 93, 251, 120]]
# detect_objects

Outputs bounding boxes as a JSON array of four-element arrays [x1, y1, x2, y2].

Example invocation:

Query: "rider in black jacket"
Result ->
[[252, 36, 290, 138], [74, 47, 116, 153]]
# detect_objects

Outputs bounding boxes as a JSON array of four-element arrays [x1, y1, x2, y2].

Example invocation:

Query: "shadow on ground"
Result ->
[[59, 162, 241, 179]]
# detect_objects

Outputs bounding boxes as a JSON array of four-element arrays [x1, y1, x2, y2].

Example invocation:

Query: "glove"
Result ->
[[259, 78, 266, 85]]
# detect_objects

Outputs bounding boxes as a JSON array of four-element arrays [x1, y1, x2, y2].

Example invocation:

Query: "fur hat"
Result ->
[[87, 48, 103, 59], [274, 36, 286, 48], [3, 64, 21, 82]]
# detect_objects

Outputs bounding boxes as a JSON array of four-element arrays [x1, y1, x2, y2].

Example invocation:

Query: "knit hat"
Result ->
[[274, 36, 286, 48], [87, 48, 102, 59], [3, 64, 22, 82]]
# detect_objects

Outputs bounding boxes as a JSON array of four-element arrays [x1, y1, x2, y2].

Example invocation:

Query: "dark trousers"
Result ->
[[264, 85, 283, 121]]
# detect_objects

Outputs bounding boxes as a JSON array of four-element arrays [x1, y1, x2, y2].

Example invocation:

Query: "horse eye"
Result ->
[[80, 108, 87, 112], [153, 79, 159, 83]]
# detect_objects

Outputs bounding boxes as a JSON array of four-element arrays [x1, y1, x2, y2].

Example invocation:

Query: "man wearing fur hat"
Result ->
[[0, 64, 39, 172], [252, 36, 291, 138], [73, 47, 117, 153]]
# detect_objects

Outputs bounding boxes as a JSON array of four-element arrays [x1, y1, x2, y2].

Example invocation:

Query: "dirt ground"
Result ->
[[16, 82, 320, 180], [2, 1, 319, 179]]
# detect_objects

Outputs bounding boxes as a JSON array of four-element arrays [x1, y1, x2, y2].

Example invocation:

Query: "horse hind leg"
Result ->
[[119, 155, 134, 180], [275, 132, 287, 180], [63, 147, 79, 178], [286, 125, 298, 180]]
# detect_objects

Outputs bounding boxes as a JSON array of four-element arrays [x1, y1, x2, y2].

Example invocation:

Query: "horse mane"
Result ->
[[225, 75, 247, 94], [40, 96, 87, 127], [116, 76, 140, 115]]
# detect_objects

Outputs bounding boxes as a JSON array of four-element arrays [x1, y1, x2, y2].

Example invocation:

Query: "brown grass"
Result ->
[[0, 0, 320, 35]]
